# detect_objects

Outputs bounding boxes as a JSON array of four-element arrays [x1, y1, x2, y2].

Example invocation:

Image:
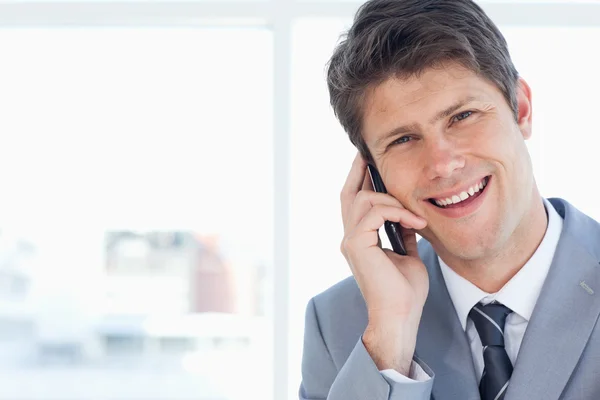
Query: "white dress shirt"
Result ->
[[381, 198, 563, 383]]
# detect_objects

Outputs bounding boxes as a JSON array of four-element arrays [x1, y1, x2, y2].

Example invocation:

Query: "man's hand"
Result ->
[[340, 152, 429, 376]]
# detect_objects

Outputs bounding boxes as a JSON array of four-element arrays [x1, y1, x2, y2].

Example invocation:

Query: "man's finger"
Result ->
[[346, 191, 405, 233], [341, 152, 368, 221]]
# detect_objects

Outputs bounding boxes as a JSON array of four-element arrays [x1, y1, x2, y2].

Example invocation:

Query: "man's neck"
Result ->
[[440, 191, 549, 294]]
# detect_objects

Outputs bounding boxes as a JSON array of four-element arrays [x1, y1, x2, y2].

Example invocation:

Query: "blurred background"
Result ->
[[0, 1, 599, 399]]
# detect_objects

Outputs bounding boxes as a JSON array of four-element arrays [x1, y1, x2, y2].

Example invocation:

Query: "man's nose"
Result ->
[[424, 138, 465, 180]]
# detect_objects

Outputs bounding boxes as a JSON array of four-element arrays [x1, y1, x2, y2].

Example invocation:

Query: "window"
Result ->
[[0, 27, 273, 400]]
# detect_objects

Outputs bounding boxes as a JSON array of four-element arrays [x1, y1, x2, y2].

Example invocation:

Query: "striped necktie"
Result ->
[[469, 302, 513, 400]]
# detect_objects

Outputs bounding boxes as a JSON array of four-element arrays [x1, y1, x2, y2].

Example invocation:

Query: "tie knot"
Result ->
[[469, 302, 512, 347]]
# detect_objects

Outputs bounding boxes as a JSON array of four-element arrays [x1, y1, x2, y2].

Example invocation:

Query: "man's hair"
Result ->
[[327, 0, 519, 164]]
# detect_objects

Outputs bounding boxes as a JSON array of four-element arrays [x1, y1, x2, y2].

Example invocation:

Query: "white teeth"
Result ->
[[433, 176, 489, 207]]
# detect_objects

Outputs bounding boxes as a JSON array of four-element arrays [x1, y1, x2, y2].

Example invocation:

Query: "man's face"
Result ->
[[361, 63, 535, 260]]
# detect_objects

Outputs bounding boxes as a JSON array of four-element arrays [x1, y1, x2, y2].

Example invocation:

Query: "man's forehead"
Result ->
[[367, 68, 484, 112], [363, 71, 497, 126]]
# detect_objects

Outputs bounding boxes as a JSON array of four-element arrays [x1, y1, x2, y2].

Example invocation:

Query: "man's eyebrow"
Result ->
[[373, 95, 481, 149], [429, 95, 480, 125]]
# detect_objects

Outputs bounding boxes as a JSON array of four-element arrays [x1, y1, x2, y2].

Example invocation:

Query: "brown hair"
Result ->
[[326, 0, 519, 164]]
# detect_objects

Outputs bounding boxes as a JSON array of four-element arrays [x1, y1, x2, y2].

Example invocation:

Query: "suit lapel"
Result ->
[[416, 242, 480, 400], [505, 200, 600, 400]]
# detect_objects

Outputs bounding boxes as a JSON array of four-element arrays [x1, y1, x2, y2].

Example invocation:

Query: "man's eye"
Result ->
[[453, 111, 473, 122], [391, 136, 412, 146]]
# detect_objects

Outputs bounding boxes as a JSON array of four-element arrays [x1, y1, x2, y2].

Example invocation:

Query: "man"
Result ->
[[299, 1, 600, 399]]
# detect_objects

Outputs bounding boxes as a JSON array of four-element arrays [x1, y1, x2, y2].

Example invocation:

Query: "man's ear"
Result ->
[[516, 77, 533, 140]]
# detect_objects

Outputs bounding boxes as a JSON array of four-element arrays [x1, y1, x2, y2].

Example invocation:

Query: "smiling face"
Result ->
[[362, 62, 537, 261]]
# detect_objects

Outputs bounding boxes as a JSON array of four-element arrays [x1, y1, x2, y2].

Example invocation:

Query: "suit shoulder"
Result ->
[[309, 276, 368, 336], [550, 197, 600, 260], [307, 276, 368, 361], [312, 275, 365, 314]]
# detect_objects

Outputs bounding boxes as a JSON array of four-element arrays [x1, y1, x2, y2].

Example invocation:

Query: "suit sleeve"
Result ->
[[299, 297, 435, 400]]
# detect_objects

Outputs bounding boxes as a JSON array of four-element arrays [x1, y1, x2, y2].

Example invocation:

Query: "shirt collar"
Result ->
[[438, 198, 563, 330]]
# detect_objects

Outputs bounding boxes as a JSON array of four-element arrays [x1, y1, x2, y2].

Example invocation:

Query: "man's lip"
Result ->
[[425, 175, 490, 201], [424, 175, 491, 219]]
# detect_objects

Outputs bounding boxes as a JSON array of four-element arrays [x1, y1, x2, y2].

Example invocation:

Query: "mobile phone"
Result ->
[[367, 164, 408, 256]]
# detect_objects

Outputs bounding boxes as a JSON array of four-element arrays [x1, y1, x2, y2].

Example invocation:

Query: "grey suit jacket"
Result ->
[[299, 198, 600, 400]]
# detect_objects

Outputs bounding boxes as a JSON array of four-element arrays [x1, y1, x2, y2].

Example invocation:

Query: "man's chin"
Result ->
[[424, 231, 495, 262]]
